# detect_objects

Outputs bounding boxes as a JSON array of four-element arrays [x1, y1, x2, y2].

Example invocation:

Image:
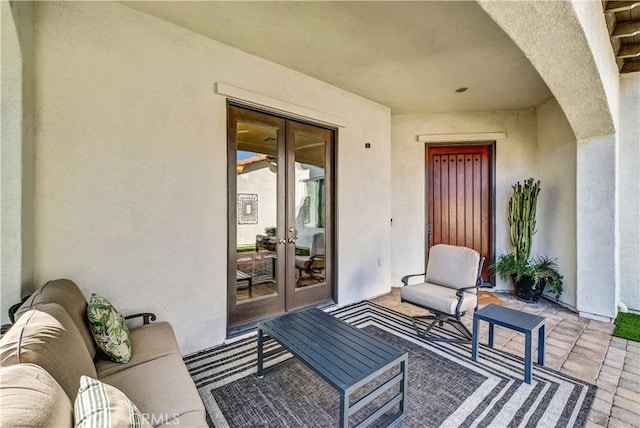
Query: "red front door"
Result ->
[[427, 144, 492, 281]]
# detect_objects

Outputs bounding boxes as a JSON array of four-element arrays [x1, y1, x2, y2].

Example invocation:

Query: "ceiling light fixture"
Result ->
[[455, 87, 468, 93]]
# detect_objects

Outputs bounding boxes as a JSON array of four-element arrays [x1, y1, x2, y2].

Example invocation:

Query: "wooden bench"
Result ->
[[257, 308, 408, 427]]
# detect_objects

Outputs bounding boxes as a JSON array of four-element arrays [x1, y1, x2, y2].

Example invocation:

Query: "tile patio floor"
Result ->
[[369, 288, 640, 428]]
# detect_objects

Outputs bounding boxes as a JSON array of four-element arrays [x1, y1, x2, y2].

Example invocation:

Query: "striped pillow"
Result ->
[[74, 376, 151, 428]]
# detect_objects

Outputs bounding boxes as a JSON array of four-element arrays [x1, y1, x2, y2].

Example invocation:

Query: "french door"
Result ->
[[227, 104, 334, 329], [427, 144, 493, 281]]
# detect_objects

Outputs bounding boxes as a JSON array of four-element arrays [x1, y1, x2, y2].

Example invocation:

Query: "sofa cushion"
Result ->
[[0, 363, 73, 428], [95, 322, 180, 378], [0, 303, 97, 400], [87, 294, 133, 363], [14, 279, 97, 358], [99, 354, 205, 424], [75, 375, 152, 428]]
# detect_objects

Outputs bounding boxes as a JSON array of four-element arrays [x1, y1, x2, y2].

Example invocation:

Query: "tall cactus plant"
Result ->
[[490, 178, 563, 301], [508, 178, 540, 264]]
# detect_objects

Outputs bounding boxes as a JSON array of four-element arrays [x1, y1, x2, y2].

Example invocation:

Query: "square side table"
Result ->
[[471, 304, 545, 384]]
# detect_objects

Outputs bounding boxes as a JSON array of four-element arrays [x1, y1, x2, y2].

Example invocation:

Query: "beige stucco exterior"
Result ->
[[619, 74, 640, 312], [535, 99, 578, 309], [390, 110, 538, 288], [13, 1, 392, 353], [1, 1, 34, 319], [1, 1, 638, 353]]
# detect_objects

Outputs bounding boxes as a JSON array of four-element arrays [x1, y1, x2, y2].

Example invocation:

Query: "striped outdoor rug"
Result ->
[[184, 302, 595, 427]]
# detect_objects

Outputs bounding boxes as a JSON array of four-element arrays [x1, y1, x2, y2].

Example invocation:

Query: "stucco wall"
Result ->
[[477, 0, 616, 140], [576, 135, 617, 321], [478, 0, 621, 322], [32, 2, 391, 354], [619, 74, 640, 312], [390, 110, 538, 291], [536, 98, 577, 308], [1, 1, 34, 324], [571, 0, 620, 129]]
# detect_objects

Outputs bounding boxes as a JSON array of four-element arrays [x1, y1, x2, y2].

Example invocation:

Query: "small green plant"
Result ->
[[264, 226, 276, 236], [490, 253, 563, 298]]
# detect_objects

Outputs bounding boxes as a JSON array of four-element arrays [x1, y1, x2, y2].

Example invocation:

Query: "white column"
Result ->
[[1, 2, 35, 323], [1, 1, 24, 323], [618, 74, 640, 313], [576, 135, 618, 321]]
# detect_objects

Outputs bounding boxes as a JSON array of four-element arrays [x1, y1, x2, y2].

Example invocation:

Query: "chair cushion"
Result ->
[[87, 294, 133, 364], [0, 363, 73, 428], [99, 354, 205, 423], [295, 255, 310, 270], [0, 303, 97, 400], [95, 322, 180, 378], [75, 375, 152, 428], [425, 244, 480, 289], [14, 279, 97, 358], [401, 282, 477, 315]]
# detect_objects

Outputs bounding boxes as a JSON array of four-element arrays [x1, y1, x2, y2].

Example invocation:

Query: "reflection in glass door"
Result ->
[[228, 106, 286, 327], [227, 105, 334, 329], [286, 121, 333, 310]]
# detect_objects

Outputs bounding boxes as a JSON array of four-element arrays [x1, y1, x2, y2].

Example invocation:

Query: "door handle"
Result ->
[[278, 239, 286, 245], [287, 238, 296, 244]]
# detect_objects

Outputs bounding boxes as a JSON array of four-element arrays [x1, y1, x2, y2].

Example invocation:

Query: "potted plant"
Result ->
[[490, 178, 563, 302], [256, 226, 278, 252]]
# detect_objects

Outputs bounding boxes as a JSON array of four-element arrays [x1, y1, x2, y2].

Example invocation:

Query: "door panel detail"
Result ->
[[427, 145, 492, 280]]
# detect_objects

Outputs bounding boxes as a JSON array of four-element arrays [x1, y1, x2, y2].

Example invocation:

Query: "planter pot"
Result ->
[[511, 274, 545, 303]]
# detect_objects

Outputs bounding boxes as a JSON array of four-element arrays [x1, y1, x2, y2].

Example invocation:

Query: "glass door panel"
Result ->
[[228, 106, 285, 327], [286, 121, 333, 310], [228, 106, 334, 329], [236, 122, 278, 303]]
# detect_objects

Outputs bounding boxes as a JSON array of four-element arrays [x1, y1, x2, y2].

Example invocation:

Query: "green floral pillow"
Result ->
[[87, 294, 133, 363]]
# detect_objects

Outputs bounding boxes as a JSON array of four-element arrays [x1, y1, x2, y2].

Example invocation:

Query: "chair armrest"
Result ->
[[401, 273, 426, 286], [304, 255, 325, 273], [456, 284, 481, 298], [125, 313, 156, 325], [8, 295, 31, 324]]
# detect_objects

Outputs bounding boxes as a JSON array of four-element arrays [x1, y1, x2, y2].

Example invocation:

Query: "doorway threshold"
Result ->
[[226, 299, 336, 339]]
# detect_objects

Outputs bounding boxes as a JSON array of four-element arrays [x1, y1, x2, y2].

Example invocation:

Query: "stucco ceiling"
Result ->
[[123, 1, 553, 115]]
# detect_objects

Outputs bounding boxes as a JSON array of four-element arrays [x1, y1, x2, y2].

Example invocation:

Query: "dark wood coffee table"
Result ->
[[257, 308, 408, 427]]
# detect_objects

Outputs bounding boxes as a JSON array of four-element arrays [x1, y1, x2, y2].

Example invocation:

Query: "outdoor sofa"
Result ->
[[0, 279, 206, 427]]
